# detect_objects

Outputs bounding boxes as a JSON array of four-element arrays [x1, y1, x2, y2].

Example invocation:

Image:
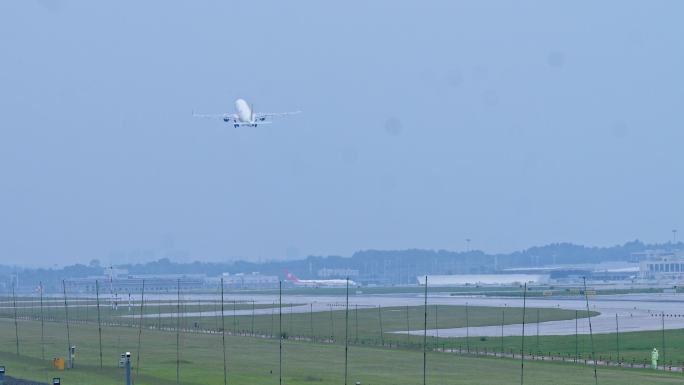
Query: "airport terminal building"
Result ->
[[638, 251, 684, 281], [218, 272, 279, 288], [64, 269, 206, 293]]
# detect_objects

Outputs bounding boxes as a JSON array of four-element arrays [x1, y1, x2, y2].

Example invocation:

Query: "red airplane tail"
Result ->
[[284, 269, 301, 283]]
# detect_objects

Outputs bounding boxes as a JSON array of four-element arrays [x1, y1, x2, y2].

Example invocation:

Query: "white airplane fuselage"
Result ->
[[223, 98, 267, 127], [292, 279, 353, 288], [234, 98, 253, 123]]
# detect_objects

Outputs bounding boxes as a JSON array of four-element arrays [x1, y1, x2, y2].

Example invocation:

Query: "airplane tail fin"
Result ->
[[284, 269, 300, 283]]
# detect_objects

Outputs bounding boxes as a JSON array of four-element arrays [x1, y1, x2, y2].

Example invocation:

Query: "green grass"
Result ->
[[439, 328, 684, 367], [4, 300, 684, 384], [5, 302, 593, 349], [0, 317, 682, 385]]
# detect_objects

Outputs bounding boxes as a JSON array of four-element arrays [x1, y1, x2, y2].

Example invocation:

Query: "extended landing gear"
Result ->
[[234, 124, 239, 128]]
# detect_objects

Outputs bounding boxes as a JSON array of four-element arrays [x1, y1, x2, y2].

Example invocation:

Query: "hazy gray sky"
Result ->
[[1, 1, 683, 266]]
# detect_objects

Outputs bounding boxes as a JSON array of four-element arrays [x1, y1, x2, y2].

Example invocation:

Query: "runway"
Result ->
[[387, 293, 684, 337]]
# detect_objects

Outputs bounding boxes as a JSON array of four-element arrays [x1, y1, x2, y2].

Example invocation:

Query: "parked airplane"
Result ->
[[285, 270, 357, 287], [193, 98, 301, 128]]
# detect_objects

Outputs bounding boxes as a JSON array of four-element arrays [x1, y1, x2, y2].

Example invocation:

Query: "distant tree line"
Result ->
[[1, 240, 680, 292]]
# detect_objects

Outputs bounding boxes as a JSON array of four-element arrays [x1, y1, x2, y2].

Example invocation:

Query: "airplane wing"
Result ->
[[255, 111, 302, 120], [192, 110, 234, 121]]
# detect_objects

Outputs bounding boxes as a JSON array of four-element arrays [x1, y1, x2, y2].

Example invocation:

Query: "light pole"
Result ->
[[124, 352, 132, 385]]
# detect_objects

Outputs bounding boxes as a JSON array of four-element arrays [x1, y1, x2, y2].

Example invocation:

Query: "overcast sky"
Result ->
[[1, 1, 683, 267]]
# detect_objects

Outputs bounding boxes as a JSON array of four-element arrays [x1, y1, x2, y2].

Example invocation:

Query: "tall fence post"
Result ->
[[355, 304, 359, 343], [12, 286, 20, 356], [198, 298, 202, 330], [251, 300, 255, 336], [615, 313, 620, 364], [176, 279, 180, 385], [378, 305, 384, 346], [575, 310, 578, 363], [583, 277, 598, 385], [289, 303, 294, 337], [536, 308, 540, 354], [406, 305, 410, 346], [40, 281, 45, 361], [662, 311, 666, 365], [329, 305, 335, 341], [159, 298, 163, 331], [221, 278, 227, 385], [423, 276, 428, 385], [279, 281, 283, 385], [344, 278, 349, 385], [135, 280, 145, 379], [232, 300, 237, 333], [501, 306, 505, 355], [62, 280, 72, 369], [310, 303, 314, 341], [270, 301, 275, 338], [520, 283, 527, 385], [96, 280, 103, 368], [465, 302, 470, 353], [434, 304, 439, 345]]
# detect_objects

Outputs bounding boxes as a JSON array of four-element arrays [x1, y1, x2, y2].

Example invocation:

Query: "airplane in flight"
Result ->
[[193, 98, 301, 128], [285, 270, 358, 288]]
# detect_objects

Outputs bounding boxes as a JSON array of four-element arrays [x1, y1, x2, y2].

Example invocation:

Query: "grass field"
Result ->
[[3, 293, 684, 383], [3, 299, 594, 348], [443, 328, 684, 367], [6, 296, 678, 364], [1, 317, 683, 385]]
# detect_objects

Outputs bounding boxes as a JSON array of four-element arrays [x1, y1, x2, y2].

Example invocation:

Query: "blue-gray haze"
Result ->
[[1, 1, 682, 266]]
